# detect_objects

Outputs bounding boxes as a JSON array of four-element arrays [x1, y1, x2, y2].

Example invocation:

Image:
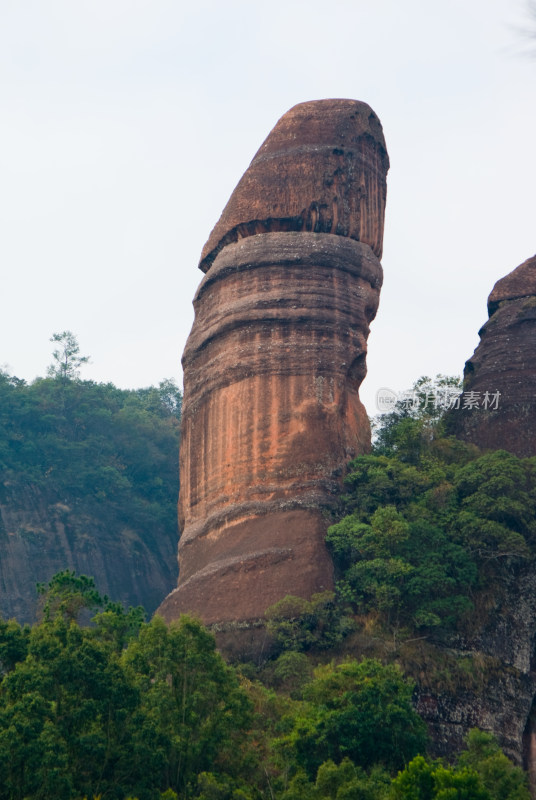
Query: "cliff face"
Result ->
[[430, 254, 536, 781], [448, 254, 536, 456], [0, 482, 179, 623], [158, 99, 389, 625], [415, 562, 536, 789]]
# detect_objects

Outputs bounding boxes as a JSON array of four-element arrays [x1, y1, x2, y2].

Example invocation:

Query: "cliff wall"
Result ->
[[0, 482, 178, 622]]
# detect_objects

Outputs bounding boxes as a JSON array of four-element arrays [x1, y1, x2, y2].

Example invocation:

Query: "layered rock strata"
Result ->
[[200, 98, 389, 271], [448, 254, 536, 457], [158, 99, 388, 625]]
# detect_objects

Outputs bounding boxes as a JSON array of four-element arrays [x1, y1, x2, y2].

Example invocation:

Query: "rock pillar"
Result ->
[[158, 99, 389, 624]]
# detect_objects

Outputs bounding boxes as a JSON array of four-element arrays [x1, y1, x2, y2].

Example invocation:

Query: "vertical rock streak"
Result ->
[[158, 99, 389, 624]]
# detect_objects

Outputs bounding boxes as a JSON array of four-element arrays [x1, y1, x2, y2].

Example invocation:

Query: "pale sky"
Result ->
[[1, 0, 535, 414]]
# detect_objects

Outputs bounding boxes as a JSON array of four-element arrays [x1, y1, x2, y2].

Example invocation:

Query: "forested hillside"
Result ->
[[0, 571, 530, 800], [0, 341, 181, 620], [263, 378, 536, 773]]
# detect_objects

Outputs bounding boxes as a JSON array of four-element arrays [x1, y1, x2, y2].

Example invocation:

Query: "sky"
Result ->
[[1, 0, 535, 415]]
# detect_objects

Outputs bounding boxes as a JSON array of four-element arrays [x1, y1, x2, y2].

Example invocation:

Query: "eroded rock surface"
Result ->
[[415, 562, 536, 785], [0, 483, 178, 623], [200, 98, 389, 272], [448, 254, 536, 457], [158, 100, 389, 624]]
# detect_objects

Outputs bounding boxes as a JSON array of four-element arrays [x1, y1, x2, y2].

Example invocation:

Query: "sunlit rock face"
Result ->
[[158, 99, 389, 625], [448, 254, 536, 457], [199, 98, 389, 273]]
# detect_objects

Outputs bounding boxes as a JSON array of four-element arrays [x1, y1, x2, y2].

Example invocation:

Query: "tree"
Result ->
[[327, 508, 476, 636], [47, 331, 90, 381], [0, 618, 29, 675], [279, 658, 427, 779], [265, 592, 353, 653], [457, 730, 530, 800], [122, 615, 254, 796], [372, 375, 462, 463], [453, 451, 534, 560], [325, 418, 536, 637], [392, 733, 530, 800], [0, 615, 166, 800], [392, 755, 490, 800], [36, 570, 104, 623], [279, 758, 390, 800]]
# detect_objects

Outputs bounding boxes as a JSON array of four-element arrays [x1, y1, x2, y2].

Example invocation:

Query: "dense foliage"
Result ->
[[0, 576, 254, 800], [275, 658, 427, 780], [323, 378, 536, 639], [0, 576, 529, 800], [0, 367, 181, 531]]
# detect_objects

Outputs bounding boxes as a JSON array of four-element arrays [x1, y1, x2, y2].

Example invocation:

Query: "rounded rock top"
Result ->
[[488, 254, 536, 316], [199, 98, 390, 272]]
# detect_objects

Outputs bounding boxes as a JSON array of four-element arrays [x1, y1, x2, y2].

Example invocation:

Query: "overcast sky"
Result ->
[[1, 0, 535, 414]]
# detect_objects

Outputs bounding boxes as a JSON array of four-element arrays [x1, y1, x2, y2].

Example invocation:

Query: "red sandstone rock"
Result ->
[[448, 254, 536, 457], [488, 254, 536, 315], [199, 99, 389, 273], [158, 100, 389, 625]]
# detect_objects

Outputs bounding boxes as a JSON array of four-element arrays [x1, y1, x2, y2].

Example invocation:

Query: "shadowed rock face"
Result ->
[[448, 254, 536, 457], [158, 100, 388, 625]]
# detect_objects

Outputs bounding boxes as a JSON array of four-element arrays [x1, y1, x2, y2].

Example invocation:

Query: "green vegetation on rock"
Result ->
[[324, 378, 536, 641]]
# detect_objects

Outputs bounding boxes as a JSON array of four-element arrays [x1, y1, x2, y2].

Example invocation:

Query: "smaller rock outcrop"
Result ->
[[448, 254, 536, 457]]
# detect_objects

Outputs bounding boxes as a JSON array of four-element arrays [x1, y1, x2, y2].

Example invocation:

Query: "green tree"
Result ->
[[265, 592, 353, 653], [326, 422, 536, 637], [453, 452, 535, 560], [279, 758, 391, 800], [0, 616, 165, 799], [92, 602, 146, 653], [327, 499, 477, 636], [37, 570, 104, 623], [373, 375, 462, 464], [278, 658, 427, 780], [122, 616, 254, 797], [392, 755, 491, 800], [0, 618, 30, 675], [47, 331, 90, 381], [457, 730, 530, 800]]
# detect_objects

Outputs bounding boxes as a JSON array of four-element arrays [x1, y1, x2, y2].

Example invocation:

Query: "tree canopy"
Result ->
[[322, 377, 536, 640]]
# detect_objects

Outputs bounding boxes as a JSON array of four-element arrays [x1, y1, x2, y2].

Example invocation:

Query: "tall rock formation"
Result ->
[[158, 99, 389, 625], [448, 254, 536, 456]]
